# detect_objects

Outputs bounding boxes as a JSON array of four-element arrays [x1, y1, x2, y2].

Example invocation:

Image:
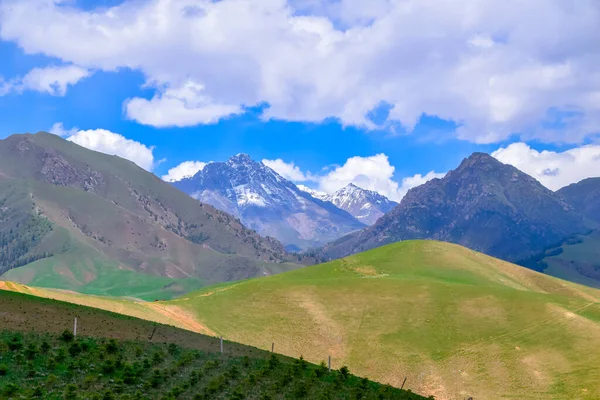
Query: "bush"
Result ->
[[25, 343, 38, 359], [314, 361, 328, 378], [105, 339, 119, 354], [339, 366, 350, 381], [7, 336, 23, 351], [60, 330, 75, 343], [64, 384, 78, 400], [40, 341, 51, 353], [3, 383, 19, 396], [69, 342, 83, 357], [0, 364, 7, 376]]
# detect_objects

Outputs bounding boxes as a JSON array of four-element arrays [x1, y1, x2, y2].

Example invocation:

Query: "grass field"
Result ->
[[541, 230, 600, 289], [171, 241, 600, 400], [3, 240, 600, 399], [0, 291, 424, 399]]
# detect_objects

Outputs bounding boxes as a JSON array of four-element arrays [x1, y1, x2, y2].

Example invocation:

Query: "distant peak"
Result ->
[[229, 153, 252, 161], [456, 152, 503, 170], [345, 183, 359, 189], [227, 153, 256, 166]]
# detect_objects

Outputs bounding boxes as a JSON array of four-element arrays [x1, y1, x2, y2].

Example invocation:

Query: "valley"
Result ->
[[3, 240, 599, 399]]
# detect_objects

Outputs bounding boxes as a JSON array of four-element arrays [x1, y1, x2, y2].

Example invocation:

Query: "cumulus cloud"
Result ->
[[125, 81, 241, 127], [492, 143, 600, 190], [317, 154, 445, 201], [262, 159, 313, 182], [49, 122, 78, 137], [2, 0, 600, 143], [1, 65, 89, 96], [162, 161, 208, 182], [52, 124, 155, 171]]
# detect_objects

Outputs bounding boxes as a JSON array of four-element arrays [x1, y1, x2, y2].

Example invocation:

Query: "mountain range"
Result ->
[[0, 132, 304, 299], [298, 183, 398, 225], [2, 131, 600, 293], [319, 153, 597, 283], [172, 154, 366, 251]]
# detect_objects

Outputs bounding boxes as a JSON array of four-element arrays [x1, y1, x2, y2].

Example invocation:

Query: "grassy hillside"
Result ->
[[0, 132, 303, 298], [3, 241, 600, 399], [171, 241, 600, 400], [0, 291, 425, 400], [537, 230, 600, 289]]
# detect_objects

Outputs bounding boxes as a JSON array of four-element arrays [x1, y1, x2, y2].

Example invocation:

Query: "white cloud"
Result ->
[[49, 122, 78, 137], [125, 81, 241, 127], [51, 124, 155, 170], [262, 158, 313, 182], [2, 0, 600, 143], [162, 161, 208, 182], [492, 143, 600, 190], [1, 65, 89, 96], [317, 154, 445, 201]]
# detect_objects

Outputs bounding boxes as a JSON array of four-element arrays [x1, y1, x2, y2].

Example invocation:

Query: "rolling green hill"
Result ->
[[171, 241, 600, 400], [0, 132, 303, 299], [3, 240, 600, 399], [0, 291, 423, 400]]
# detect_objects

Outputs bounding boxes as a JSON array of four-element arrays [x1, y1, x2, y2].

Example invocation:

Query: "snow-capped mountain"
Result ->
[[296, 185, 328, 201], [299, 183, 398, 225], [172, 154, 365, 250]]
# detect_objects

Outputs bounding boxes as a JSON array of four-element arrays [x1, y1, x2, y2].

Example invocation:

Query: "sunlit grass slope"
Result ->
[[171, 240, 600, 400]]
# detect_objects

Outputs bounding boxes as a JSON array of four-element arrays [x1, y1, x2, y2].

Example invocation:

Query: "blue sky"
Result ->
[[1, 0, 599, 200]]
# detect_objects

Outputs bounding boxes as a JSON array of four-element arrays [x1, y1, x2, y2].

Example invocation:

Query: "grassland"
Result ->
[[171, 241, 600, 400], [540, 230, 600, 289], [0, 291, 425, 400], [3, 240, 600, 399]]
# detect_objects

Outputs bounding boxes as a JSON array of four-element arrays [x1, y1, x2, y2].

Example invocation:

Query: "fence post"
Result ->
[[220, 336, 223, 354], [271, 342, 274, 353], [328, 355, 331, 372], [74, 317, 78, 337], [401, 377, 407, 390]]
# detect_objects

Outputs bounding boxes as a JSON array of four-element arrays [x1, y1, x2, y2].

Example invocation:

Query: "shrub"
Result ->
[[25, 343, 38, 359], [7, 336, 23, 351], [167, 343, 179, 356], [40, 341, 51, 353], [60, 330, 75, 342], [69, 342, 83, 357], [0, 364, 7, 376], [314, 361, 328, 378], [267, 354, 279, 370], [32, 386, 44, 397], [339, 366, 350, 381], [3, 383, 19, 396], [64, 384, 78, 400], [105, 339, 119, 354]]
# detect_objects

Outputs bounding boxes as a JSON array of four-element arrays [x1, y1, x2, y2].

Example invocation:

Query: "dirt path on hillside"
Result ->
[[145, 302, 216, 336]]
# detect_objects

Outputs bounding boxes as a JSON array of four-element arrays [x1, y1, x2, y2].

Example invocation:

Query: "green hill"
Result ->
[[0, 290, 424, 400], [3, 240, 600, 399], [0, 132, 302, 299], [170, 241, 600, 400]]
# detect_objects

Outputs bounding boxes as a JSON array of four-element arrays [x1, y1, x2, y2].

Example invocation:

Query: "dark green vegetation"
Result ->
[[0, 132, 305, 299], [0, 291, 425, 400], [528, 230, 600, 289]]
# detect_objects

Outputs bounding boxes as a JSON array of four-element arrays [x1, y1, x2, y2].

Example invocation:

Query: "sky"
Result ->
[[1, 0, 600, 201]]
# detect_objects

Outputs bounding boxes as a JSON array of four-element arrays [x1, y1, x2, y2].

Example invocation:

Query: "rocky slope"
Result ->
[[0, 132, 301, 297], [320, 153, 589, 263], [557, 177, 600, 224], [173, 154, 365, 250]]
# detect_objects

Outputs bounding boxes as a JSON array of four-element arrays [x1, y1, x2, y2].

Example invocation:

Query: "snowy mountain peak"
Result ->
[[325, 184, 398, 225], [297, 185, 328, 201], [227, 153, 255, 166], [172, 154, 364, 249]]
